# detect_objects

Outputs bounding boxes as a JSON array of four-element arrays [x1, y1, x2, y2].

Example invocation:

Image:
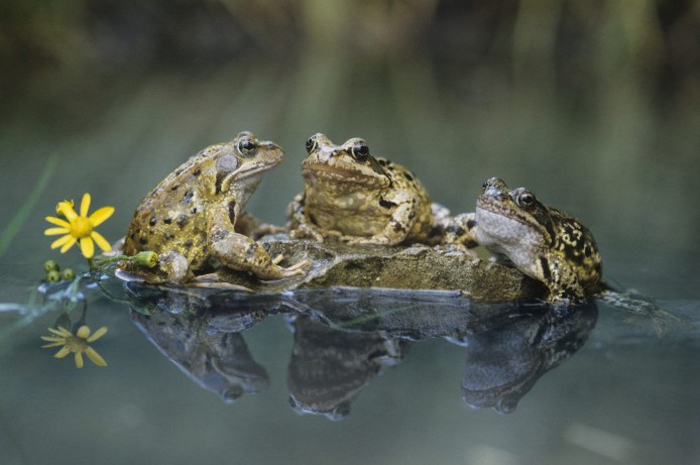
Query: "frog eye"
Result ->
[[351, 142, 370, 162], [305, 136, 317, 154], [519, 193, 535, 206], [482, 180, 489, 191], [238, 138, 258, 157]]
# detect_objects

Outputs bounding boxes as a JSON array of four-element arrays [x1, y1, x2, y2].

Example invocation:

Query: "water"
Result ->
[[1, 54, 699, 465]]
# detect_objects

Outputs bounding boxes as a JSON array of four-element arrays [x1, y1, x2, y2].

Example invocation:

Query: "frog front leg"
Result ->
[[537, 252, 586, 305], [207, 205, 308, 279], [344, 201, 416, 246]]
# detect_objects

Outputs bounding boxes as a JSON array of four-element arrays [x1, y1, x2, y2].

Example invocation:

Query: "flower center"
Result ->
[[64, 336, 89, 352], [71, 217, 93, 238]]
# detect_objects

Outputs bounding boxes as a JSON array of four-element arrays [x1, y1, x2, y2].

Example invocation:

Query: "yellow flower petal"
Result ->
[[41, 336, 63, 342], [88, 207, 114, 227], [80, 193, 91, 218], [85, 347, 107, 367], [80, 237, 95, 258], [45, 217, 70, 228], [90, 231, 112, 253], [60, 236, 77, 253], [57, 326, 72, 336], [42, 342, 64, 348], [45, 227, 70, 236], [58, 202, 78, 221], [54, 346, 71, 358], [75, 352, 84, 369], [50, 235, 72, 249], [87, 326, 108, 342], [76, 326, 90, 339], [49, 327, 71, 337]]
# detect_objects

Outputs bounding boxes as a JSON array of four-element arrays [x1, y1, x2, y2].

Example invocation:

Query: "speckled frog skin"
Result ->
[[472, 177, 602, 305], [123, 131, 308, 283], [288, 134, 435, 246]]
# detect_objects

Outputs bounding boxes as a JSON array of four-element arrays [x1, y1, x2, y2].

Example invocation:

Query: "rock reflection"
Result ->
[[126, 283, 279, 403], [461, 302, 598, 414], [286, 314, 409, 420]]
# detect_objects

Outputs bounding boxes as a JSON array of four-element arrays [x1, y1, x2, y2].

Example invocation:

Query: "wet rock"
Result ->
[[201, 234, 545, 302]]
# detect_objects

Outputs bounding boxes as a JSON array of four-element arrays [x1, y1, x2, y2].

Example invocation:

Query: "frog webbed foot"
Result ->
[[341, 235, 391, 246], [289, 223, 327, 243], [547, 289, 587, 307]]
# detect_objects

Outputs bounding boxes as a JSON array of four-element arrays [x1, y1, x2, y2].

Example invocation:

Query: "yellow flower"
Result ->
[[45, 193, 114, 259], [41, 325, 108, 368]]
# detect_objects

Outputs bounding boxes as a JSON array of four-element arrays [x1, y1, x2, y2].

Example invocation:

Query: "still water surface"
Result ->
[[0, 59, 699, 464]]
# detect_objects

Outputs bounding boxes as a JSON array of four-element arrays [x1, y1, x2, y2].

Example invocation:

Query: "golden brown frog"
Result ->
[[287, 133, 436, 246], [471, 177, 602, 305], [123, 131, 308, 283]]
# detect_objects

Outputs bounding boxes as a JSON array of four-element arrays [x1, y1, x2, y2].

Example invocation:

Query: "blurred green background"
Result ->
[[1, 0, 699, 297], [1, 2, 700, 465]]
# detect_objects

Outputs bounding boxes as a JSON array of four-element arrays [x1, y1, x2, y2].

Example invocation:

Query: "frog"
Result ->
[[470, 177, 602, 305], [287, 133, 438, 246], [123, 131, 308, 283]]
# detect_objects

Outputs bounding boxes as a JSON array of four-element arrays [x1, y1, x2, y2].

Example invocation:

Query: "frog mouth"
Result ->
[[302, 164, 385, 187], [220, 158, 283, 192]]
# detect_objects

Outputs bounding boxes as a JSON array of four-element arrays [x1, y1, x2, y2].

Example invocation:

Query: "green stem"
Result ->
[[0, 155, 59, 259], [91, 255, 131, 269]]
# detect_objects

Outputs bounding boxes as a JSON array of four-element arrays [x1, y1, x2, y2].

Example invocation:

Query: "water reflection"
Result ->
[[126, 283, 277, 403], [286, 314, 408, 420], [461, 303, 598, 414], [119, 283, 597, 417]]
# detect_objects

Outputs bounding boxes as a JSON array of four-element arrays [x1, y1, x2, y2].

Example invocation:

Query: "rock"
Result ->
[[198, 234, 545, 302]]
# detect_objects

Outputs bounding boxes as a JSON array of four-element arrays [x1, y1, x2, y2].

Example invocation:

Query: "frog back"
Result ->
[[550, 209, 603, 293], [378, 158, 434, 242], [123, 153, 215, 267]]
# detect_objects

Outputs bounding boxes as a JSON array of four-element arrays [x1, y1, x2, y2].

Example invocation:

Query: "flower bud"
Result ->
[[44, 260, 60, 273], [47, 270, 61, 283], [133, 251, 158, 268], [62, 268, 76, 281]]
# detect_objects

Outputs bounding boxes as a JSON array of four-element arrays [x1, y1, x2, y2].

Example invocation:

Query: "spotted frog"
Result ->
[[470, 177, 602, 305], [123, 131, 308, 283], [287, 133, 437, 246]]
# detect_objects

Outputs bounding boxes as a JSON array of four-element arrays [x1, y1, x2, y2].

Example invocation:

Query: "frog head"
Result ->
[[301, 133, 390, 192], [475, 177, 555, 257], [208, 131, 284, 203]]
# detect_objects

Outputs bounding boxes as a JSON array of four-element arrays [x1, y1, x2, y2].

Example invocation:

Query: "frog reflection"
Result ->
[[127, 284, 276, 403], [286, 314, 409, 420], [461, 302, 598, 414]]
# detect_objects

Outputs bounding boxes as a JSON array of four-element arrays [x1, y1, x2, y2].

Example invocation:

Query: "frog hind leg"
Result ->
[[443, 212, 478, 248], [538, 251, 586, 306], [286, 193, 327, 242], [235, 211, 284, 240], [208, 207, 308, 280], [344, 202, 415, 246]]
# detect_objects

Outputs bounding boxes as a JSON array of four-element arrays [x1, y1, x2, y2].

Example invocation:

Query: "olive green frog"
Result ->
[[287, 133, 437, 246], [468, 177, 602, 305], [123, 131, 308, 283]]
